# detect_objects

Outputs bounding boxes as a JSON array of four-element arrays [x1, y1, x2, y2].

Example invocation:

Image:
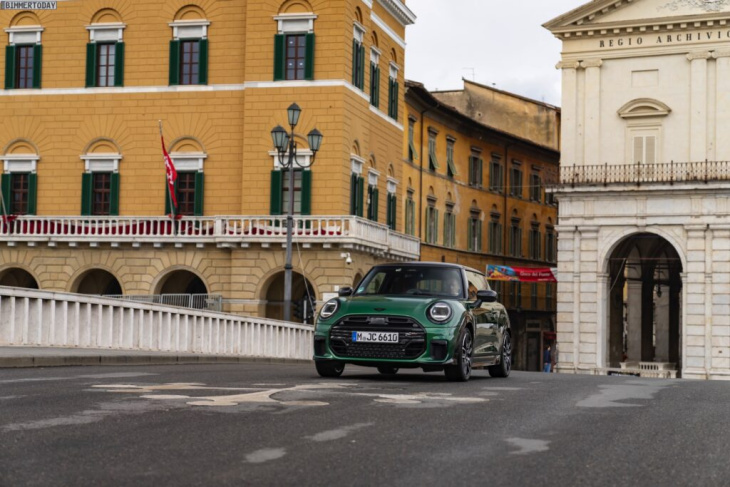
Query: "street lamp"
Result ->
[[271, 103, 323, 322]]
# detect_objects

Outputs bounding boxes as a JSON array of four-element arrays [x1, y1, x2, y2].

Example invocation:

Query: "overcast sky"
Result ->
[[404, 0, 587, 107]]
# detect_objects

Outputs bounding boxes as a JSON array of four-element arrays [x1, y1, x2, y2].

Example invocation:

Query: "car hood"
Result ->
[[339, 295, 461, 317]]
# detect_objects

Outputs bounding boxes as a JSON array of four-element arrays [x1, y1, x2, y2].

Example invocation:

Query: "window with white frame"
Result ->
[[2, 154, 39, 215], [274, 14, 317, 81], [5, 26, 43, 89], [80, 153, 122, 216], [168, 19, 210, 86], [86, 22, 126, 87]]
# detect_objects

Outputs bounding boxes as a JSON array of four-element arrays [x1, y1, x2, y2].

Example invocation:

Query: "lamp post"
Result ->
[[271, 103, 323, 322]]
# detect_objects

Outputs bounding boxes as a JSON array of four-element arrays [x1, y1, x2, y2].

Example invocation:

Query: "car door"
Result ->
[[467, 271, 499, 362]]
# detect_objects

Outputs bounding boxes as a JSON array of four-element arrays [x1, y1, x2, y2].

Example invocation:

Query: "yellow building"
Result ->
[[404, 80, 561, 371], [0, 0, 418, 320]]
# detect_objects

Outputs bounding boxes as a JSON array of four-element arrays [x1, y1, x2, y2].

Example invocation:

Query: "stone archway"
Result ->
[[263, 271, 316, 324], [73, 269, 122, 295], [155, 269, 208, 295], [0, 268, 39, 289], [606, 232, 683, 372]]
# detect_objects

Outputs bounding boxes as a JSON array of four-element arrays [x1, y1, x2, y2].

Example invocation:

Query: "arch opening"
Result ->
[[0, 268, 39, 289], [606, 232, 683, 373], [74, 269, 122, 295], [263, 271, 316, 324]]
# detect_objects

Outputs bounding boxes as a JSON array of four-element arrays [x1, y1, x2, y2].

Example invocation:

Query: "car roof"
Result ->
[[372, 261, 484, 277]]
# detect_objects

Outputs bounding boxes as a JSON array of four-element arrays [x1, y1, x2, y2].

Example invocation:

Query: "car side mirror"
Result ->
[[470, 289, 497, 308], [338, 287, 354, 297]]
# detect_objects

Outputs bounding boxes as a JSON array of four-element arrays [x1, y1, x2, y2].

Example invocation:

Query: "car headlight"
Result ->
[[319, 299, 340, 320], [428, 302, 453, 323]]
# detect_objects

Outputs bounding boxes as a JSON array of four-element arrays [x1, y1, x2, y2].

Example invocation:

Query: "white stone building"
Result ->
[[545, 0, 730, 380]]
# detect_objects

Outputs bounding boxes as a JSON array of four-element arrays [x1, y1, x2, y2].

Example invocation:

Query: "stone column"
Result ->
[[713, 51, 730, 160], [581, 59, 602, 165], [654, 283, 670, 362], [711, 228, 730, 374], [687, 51, 712, 162], [555, 224, 577, 372], [684, 226, 708, 378], [578, 226, 599, 371], [557, 61, 581, 166], [608, 270, 626, 366], [596, 273, 609, 367], [626, 280, 643, 362]]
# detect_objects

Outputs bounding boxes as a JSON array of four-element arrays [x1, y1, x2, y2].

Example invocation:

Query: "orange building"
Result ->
[[404, 80, 561, 371]]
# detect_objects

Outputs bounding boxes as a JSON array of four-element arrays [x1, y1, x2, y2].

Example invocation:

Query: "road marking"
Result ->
[[245, 448, 287, 464], [576, 380, 672, 408], [0, 372, 157, 384], [506, 438, 550, 455], [306, 423, 374, 442]]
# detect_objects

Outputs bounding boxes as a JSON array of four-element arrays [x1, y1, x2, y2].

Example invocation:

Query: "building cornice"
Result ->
[[375, 0, 416, 26]]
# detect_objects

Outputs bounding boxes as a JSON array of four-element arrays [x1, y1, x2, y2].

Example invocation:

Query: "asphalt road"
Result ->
[[1, 363, 729, 487]]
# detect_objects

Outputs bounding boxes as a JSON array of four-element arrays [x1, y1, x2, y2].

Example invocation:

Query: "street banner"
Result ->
[[486, 265, 558, 283]]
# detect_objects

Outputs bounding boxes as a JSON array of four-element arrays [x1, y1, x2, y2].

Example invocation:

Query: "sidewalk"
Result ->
[[0, 347, 311, 368]]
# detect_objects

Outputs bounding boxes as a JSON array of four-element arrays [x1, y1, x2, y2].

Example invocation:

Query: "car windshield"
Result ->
[[354, 266, 465, 298]]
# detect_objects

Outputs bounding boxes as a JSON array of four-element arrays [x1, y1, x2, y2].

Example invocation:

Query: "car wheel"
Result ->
[[488, 333, 512, 378], [444, 327, 473, 382], [315, 360, 345, 378], [377, 366, 399, 375]]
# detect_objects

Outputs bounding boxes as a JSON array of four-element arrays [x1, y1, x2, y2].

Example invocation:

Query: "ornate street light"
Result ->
[[271, 103, 323, 322]]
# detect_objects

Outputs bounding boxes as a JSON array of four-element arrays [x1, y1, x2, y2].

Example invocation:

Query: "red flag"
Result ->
[[161, 135, 178, 211]]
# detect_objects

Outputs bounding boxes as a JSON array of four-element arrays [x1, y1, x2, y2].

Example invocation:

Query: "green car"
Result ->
[[313, 262, 512, 382]]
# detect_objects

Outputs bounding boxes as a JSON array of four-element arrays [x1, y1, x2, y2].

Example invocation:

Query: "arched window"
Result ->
[[80, 139, 122, 216], [348, 143, 365, 217], [618, 98, 671, 165], [5, 11, 43, 90], [1, 139, 39, 215], [369, 32, 381, 107], [366, 159, 380, 222], [386, 165, 397, 230], [166, 138, 207, 216], [352, 8, 365, 91], [86, 9, 125, 88], [169, 6, 210, 86], [388, 50, 400, 121], [274, 0, 316, 81]]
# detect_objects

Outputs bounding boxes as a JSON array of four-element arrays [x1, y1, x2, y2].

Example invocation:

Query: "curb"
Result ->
[[0, 355, 313, 369]]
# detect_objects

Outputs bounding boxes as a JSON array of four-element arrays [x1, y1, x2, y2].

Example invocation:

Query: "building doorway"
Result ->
[[0, 268, 39, 289], [263, 271, 316, 324], [607, 233, 683, 372], [73, 269, 122, 295]]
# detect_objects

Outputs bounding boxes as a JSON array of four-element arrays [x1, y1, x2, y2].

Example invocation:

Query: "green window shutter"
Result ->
[[110, 173, 120, 216], [372, 188, 379, 221], [194, 172, 204, 216], [304, 33, 315, 81], [85, 43, 97, 88], [1, 174, 10, 213], [169, 40, 181, 85], [477, 220, 482, 252], [26, 173, 37, 215], [424, 209, 430, 243], [4, 45, 16, 90], [374, 66, 380, 107], [32, 44, 42, 89], [478, 158, 484, 186], [114, 41, 125, 87], [301, 170, 312, 215], [393, 81, 399, 120], [351, 39, 358, 85], [81, 173, 93, 216], [356, 176, 365, 217], [198, 38, 208, 85], [274, 34, 286, 81], [467, 219, 473, 251], [358, 44, 365, 89], [164, 179, 179, 215], [350, 173, 357, 215], [270, 170, 283, 215], [434, 209, 439, 244]]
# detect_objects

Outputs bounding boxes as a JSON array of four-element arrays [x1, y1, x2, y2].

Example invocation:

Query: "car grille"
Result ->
[[329, 316, 427, 360]]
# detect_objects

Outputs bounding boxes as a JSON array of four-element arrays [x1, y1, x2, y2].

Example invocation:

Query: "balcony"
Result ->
[[555, 161, 730, 187], [0, 215, 421, 260]]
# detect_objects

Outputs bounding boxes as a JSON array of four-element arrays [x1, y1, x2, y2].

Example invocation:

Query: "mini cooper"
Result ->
[[313, 262, 512, 381]]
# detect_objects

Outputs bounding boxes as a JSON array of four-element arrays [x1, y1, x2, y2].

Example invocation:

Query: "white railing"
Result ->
[[105, 294, 223, 312], [0, 287, 313, 360], [0, 215, 420, 259]]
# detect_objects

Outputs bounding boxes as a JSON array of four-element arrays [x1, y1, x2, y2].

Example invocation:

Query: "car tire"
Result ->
[[377, 366, 399, 375], [315, 360, 345, 378], [488, 333, 512, 378], [444, 327, 473, 382]]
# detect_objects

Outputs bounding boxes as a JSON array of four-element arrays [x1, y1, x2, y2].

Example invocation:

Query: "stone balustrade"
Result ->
[[0, 286, 313, 360], [0, 215, 421, 260]]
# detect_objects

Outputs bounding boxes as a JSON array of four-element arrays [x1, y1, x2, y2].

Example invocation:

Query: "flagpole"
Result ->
[[159, 120, 178, 236]]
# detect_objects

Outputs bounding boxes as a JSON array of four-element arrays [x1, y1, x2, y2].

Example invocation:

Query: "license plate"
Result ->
[[352, 331, 399, 343]]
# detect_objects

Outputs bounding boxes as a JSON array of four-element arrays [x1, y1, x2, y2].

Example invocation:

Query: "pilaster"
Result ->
[[580, 59, 602, 165], [687, 51, 712, 162], [557, 61, 581, 166]]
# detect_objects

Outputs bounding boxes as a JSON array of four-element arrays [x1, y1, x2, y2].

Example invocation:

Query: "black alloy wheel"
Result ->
[[315, 360, 345, 378], [444, 327, 473, 382], [377, 366, 399, 375], [488, 333, 512, 378]]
